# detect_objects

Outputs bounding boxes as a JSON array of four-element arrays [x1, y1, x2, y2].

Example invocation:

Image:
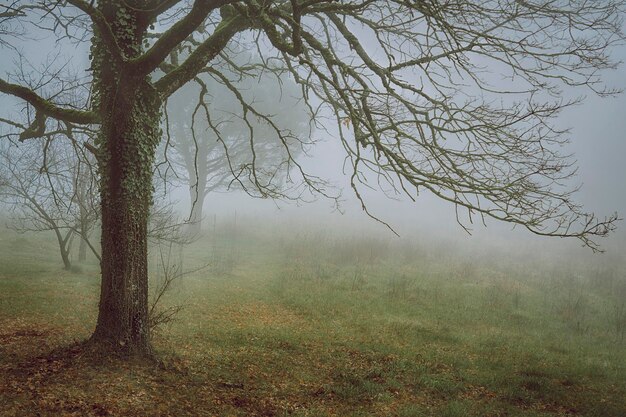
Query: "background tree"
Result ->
[[0, 137, 190, 267], [0, 140, 100, 270], [161, 51, 312, 231], [0, 0, 622, 355], [75, 165, 99, 262]]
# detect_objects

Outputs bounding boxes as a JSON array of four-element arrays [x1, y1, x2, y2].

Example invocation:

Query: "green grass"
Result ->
[[0, 221, 625, 416]]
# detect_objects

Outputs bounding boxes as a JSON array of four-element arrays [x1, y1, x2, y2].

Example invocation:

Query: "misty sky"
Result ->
[[1, 19, 625, 255], [201, 39, 626, 252]]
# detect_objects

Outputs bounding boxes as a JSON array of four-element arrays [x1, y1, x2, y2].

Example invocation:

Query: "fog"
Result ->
[[172, 43, 626, 259], [1, 21, 625, 259], [168, 34, 626, 261], [1, 4, 625, 415], [1, 3, 625, 325]]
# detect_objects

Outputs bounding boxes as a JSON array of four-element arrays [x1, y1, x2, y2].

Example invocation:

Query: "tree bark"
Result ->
[[89, 4, 161, 354], [90, 79, 161, 354]]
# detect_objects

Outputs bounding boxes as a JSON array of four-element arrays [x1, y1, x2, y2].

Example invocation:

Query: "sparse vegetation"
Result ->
[[1, 218, 625, 416]]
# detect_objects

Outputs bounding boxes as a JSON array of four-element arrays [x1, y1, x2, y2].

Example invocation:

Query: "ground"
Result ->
[[0, 220, 625, 416]]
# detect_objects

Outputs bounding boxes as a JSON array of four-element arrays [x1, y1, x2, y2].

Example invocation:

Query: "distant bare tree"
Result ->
[[0, 139, 191, 268], [161, 55, 312, 232], [0, 140, 100, 269]]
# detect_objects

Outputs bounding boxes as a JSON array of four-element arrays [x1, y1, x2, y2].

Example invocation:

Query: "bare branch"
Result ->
[[155, 12, 249, 97], [131, 0, 236, 76], [0, 78, 98, 125]]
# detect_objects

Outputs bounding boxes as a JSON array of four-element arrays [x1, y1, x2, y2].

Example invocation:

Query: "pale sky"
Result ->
[[1, 16, 625, 256]]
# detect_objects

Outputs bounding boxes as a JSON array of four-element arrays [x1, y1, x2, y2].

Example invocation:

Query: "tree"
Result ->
[[0, 0, 622, 355], [162, 52, 311, 231], [75, 164, 99, 262], [0, 140, 100, 270], [0, 127, 188, 269]]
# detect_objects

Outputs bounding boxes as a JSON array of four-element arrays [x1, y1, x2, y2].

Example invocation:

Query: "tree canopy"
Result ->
[[1, 1, 622, 248]]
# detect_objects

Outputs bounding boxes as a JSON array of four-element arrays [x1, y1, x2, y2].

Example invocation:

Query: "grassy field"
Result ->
[[1, 218, 625, 416]]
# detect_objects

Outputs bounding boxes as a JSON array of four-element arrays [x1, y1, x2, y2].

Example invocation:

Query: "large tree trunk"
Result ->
[[90, 79, 161, 354], [89, 4, 161, 354]]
